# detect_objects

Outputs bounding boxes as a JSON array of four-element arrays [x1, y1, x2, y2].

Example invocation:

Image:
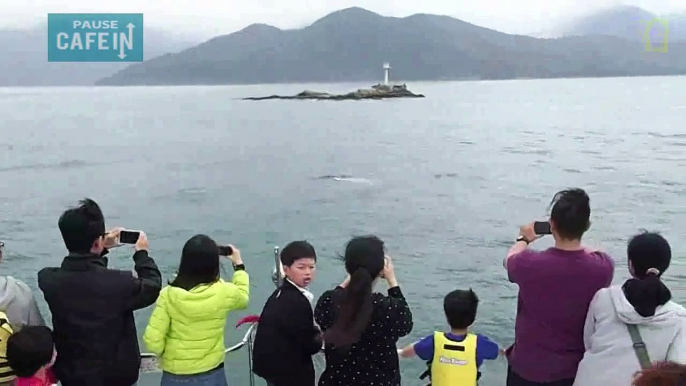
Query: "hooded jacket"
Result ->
[[573, 284, 686, 386], [0, 276, 45, 327]]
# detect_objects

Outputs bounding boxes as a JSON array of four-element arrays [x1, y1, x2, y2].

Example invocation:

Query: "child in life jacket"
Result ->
[[6, 326, 57, 386], [399, 289, 501, 385]]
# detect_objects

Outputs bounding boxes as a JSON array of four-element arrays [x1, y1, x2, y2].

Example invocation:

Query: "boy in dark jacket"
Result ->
[[252, 241, 322, 386]]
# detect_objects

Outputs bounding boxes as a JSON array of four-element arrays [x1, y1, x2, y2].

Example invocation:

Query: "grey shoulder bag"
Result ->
[[626, 324, 652, 370]]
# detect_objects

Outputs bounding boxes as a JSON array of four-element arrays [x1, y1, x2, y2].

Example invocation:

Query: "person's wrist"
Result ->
[[387, 277, 398, 287], [516, 235, 531, 244]]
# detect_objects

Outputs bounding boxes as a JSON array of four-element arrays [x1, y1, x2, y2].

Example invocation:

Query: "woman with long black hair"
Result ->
[[142, 235, 249, 386], [574, 231, 686, 386], [314, 235, 413, 386]]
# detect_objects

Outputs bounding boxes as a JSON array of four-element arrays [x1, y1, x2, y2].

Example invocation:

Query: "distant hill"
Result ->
[[97, 7, 686, 86], [560, 5, 686, 42], [0, 24, 198, 86]]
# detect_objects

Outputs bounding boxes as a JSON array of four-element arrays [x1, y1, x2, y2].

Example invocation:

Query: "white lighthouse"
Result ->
[[383, 62, 391, 85]]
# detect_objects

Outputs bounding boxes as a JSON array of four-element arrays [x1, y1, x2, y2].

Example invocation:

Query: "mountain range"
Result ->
[[2, 5, 685, 87], [96, 6, 686, 86], [0, 24, 197, 86]]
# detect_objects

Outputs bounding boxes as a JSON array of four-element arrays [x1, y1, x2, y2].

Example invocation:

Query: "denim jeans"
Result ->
[[160, 366, 228, 386]]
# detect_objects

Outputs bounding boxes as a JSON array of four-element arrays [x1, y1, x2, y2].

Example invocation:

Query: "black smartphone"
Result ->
[[119, 230, 141, 244], [217, 245, 233, 256], [534, 221, 552, 235]]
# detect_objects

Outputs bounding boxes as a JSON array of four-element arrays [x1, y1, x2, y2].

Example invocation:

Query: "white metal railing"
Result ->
[[139, 323, 258, 374]]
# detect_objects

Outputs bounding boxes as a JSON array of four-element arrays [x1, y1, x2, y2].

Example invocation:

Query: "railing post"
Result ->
[[247, 327, 255, 386], [272, 246, 282, 288]]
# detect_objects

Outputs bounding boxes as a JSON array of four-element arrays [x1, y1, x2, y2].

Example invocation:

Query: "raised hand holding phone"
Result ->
[[382, 255, 397, 287], [518, 223, 539, 243], [217, 245, 233, 256], [224, 244, 242, 266], [103, 228, 124, 249], [134, 232, 148, 252]]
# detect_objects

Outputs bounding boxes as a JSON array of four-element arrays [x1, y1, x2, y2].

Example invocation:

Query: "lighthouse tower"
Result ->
[[383, 62, 391, 85]]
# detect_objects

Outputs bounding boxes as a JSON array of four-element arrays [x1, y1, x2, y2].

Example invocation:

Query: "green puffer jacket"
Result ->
[[142, 271, 249, 375]]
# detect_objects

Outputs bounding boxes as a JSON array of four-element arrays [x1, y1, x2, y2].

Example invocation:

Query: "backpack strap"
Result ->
[[626, 324, 652, 370]]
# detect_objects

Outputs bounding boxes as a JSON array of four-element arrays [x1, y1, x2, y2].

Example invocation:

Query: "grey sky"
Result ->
[[2, 0, 685, 39]]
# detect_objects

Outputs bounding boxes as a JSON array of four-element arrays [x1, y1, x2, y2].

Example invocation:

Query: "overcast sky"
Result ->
[[2, 0, 686, 39]]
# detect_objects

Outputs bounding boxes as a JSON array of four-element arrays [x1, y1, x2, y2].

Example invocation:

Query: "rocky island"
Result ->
[[242, 84, 424, 101]]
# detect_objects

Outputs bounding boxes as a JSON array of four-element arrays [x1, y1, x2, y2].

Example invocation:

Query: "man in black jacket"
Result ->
[[37, 198, 162, 386], [252, 241, 322, 386]]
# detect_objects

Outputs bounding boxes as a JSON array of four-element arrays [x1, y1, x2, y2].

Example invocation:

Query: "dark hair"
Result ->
[[6, 326, 54, 378], [549, 188, 590, 240], [444, 289, 479, 330], [169, 234, 220, 291], [281, 241, 317, 267], [623, 231, 672, 317], [323, 235, 385, 347], [633, 361, 686, 386], [58, 198, 106, 253]]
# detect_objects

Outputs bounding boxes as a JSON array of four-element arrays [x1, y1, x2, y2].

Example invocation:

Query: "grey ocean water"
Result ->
[[1, 77, 685, 385]]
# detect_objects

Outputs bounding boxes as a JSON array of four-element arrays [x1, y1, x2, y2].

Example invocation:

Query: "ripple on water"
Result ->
[[0, 160, 91, 173], [509, 148, 551, 156], [591, 165, 617, 171], [646, 132, 686, 139], [578, 149, 602, 155]]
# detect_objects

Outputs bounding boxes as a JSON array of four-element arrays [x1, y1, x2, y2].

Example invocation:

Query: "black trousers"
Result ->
[[506, 367, 574, 386]]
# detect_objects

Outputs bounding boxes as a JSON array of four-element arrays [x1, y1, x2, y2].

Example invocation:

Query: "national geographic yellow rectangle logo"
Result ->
[[643, 18, 668, 53]]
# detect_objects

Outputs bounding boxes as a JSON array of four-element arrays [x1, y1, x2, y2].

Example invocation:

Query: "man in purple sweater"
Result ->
[[503, 188, 614, 386]]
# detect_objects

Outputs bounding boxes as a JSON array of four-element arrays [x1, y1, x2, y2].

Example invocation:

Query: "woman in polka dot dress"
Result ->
[[314, 235, 413, 386]]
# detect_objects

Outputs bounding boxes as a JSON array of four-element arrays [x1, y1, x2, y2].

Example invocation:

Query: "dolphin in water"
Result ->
[[313, 175, 372, 184]]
